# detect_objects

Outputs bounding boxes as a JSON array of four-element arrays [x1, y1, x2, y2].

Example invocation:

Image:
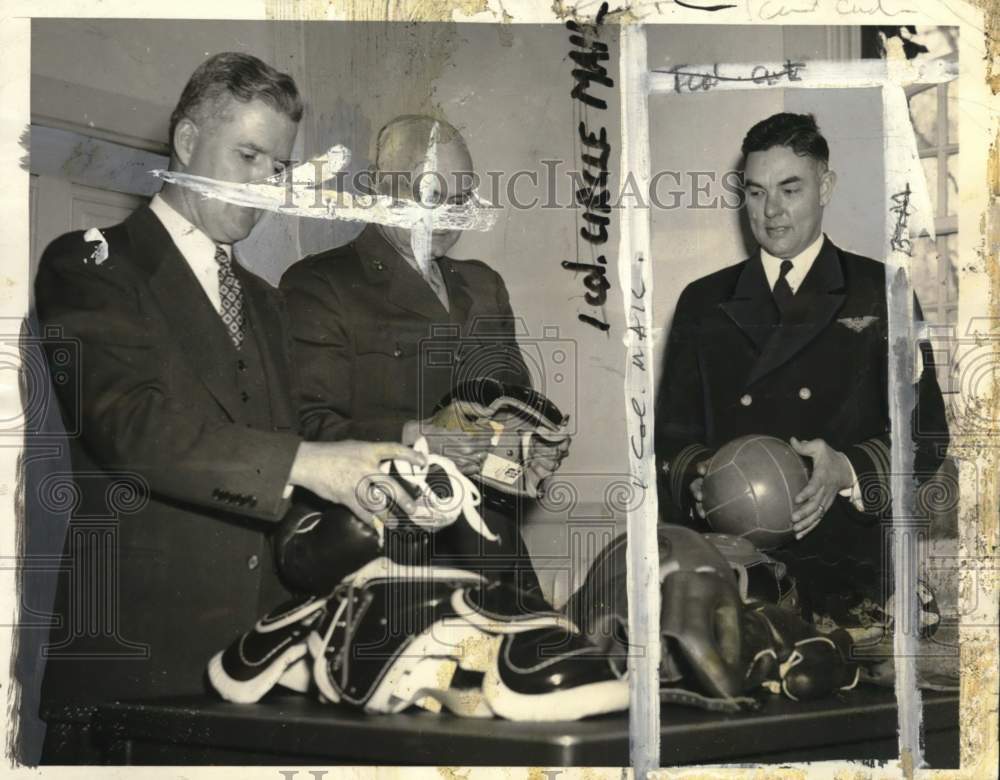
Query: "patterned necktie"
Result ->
[[772, 259, 795, 314], [215, 245, 245, 349]]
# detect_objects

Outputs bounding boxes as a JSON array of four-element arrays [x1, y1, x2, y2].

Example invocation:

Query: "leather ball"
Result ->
[[701, 435, 809, 550]]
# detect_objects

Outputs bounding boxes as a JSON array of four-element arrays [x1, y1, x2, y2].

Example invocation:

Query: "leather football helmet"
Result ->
[[434, 378, 570, 510], [274, 437, 498, 594]]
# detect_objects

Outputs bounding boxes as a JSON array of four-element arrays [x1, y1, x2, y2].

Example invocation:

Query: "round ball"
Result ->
[[701, 435, 809, 550]]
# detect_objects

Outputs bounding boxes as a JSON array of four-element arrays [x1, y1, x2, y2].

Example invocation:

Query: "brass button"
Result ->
[[247, 554, 259, 571], [799, 387, 812, 400], [241, 391, 250, 402], [392, 346, 403, 358], [237, 359, 247, 372], [740, 394, 753, 407]]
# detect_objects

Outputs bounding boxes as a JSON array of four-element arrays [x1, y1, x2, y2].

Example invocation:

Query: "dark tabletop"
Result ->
[[79, 686, 959, 767]]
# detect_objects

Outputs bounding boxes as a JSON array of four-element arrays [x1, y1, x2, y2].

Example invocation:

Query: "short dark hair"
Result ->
[[741, 112, 829, 167], [168, 52, 303, 154]]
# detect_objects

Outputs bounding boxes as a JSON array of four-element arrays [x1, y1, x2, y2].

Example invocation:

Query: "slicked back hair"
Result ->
[[168, 52, 303, 155], [741, 112, 829, 168]]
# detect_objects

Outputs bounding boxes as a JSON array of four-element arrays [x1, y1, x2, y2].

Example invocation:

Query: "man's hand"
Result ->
[[289, 440, 426, 526], [402, 400, 495, 476], [689, 459, 711, 519], [789, 436, 855, 540]]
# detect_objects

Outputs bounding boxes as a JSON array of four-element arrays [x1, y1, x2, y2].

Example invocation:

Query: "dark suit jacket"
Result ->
[[281, 225, 531, 442], [280, 226, 540, 590], [654, 238, 949, 606], [34, 205, 301, 706]]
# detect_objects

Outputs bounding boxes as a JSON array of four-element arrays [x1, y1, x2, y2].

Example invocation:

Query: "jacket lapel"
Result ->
[[126, 207, 242, 419], [355, 226, 450, 322], [718, 252, 779, 353], [746, 237, 848, 385]]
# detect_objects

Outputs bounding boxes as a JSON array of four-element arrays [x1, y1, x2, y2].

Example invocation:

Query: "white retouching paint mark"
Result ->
[[282, 144, 352, 187], [619, 24, 661, 778], [883, 83, 936, 246], [882, 72, 926, 771], [82, 227, 108, 265], [409, 121, 439, 277], [150, 141, 497, 233]]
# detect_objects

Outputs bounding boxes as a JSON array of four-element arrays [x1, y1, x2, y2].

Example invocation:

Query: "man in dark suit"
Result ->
[[281, 115, 568, 593], [655, 113, 948, 620], [34, 53, 421, 750]]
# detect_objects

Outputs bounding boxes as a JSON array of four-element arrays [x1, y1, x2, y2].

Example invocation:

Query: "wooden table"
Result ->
[[71, 686, 959, 767]]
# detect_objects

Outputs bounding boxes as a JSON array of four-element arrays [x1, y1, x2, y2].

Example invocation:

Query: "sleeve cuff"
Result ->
[[844, 437, 892, 516], [837, 454, 865, 512]]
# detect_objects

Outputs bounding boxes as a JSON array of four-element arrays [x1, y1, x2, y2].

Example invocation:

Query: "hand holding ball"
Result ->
[[700, 435, 809, 550]]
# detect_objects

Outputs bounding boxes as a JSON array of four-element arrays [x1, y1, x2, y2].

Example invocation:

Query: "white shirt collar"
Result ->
[[760, 231, 826, 295], [149, 193, 229, 312]]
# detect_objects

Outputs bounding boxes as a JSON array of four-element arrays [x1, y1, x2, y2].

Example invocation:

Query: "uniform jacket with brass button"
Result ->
[[281, 226, 540, 593], [654, 238, 949, 604], [281, 225, 531, 442], [34, 205, 301, 706]]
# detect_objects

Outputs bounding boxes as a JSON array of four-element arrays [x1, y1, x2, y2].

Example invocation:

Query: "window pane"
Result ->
[[911, 236, 939, 306], [909, 87, 938, 150], [946, 79, 959, 145], [922, 156, 939, 217], [911, 26, 960, 61], [946, 153, 959, 217]]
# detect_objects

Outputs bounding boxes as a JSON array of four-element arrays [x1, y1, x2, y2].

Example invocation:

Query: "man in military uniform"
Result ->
[[654, 112, 949, 621], [282, 115, 567, 594], [34, 53, 421, 756]]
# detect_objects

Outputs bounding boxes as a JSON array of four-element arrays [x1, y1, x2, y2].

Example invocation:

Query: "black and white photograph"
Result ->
[[1, 2, 995, 776], [647, 21, 963, 765]]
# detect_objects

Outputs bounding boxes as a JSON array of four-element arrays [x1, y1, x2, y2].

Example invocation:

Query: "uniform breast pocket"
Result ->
[[353, 330, 421, 415]]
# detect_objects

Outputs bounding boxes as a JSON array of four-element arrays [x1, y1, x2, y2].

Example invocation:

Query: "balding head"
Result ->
[[373, 115, 474, 203], [372, 115, 476, 261]]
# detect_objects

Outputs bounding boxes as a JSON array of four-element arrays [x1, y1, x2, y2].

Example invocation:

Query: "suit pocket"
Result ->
[[355, 330, 420, 360], [353, 330, 422, 414]]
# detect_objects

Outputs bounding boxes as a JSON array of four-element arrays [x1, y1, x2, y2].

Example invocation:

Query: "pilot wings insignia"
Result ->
[[837, 316, 878, 333]]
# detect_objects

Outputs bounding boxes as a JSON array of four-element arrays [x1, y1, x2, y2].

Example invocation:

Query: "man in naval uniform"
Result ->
[[654, 112, 949, 621]]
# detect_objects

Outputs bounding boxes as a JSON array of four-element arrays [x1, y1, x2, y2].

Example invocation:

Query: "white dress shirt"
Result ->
[[760, 231, 825, 295], [149, 194, 231, 314], [150, 194, 299, 498]]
